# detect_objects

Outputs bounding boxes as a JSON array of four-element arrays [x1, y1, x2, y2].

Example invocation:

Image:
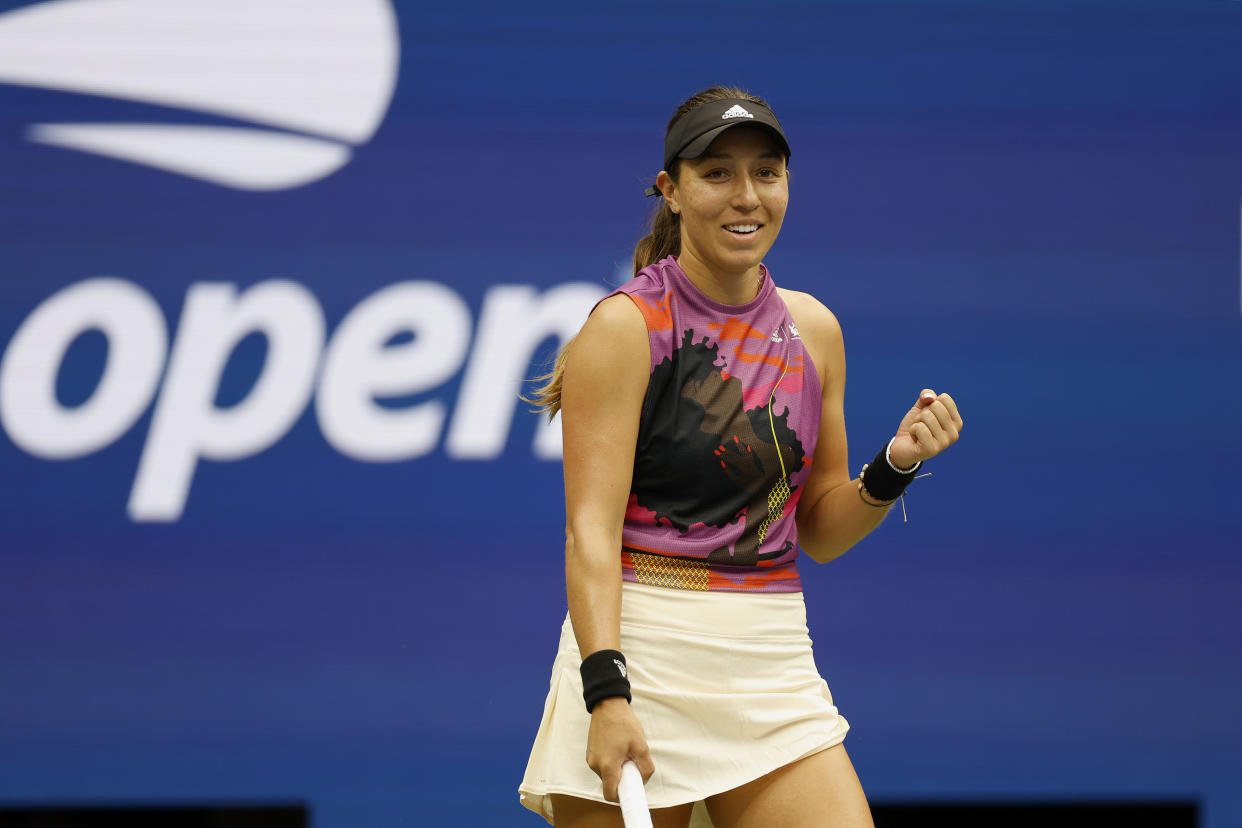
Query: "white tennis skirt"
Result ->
[[518, 581, 850, 825]]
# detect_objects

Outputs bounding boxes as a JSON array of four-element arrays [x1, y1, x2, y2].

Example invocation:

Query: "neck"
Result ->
[[675, 249, 763, 305]]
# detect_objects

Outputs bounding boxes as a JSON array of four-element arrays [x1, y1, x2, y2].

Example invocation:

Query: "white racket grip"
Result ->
[[618, 760, 653, 828]]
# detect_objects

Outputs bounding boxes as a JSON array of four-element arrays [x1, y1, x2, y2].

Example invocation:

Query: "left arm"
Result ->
[[782, 291, 963, 563]]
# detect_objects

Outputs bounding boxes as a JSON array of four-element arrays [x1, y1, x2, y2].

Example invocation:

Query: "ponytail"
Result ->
[[632, 198, 681, 276], [526, 177, 681, 420], [522, 334, 573, 419]]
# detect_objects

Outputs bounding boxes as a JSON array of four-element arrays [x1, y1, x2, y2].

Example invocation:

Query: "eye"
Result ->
[[703, 168, 729, 180], [756, 167, 781, 179]]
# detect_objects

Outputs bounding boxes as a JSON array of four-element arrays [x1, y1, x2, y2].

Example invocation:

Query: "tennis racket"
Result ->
[[618, 760, 653, 828]]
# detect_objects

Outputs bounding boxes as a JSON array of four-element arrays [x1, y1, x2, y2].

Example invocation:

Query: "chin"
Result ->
[[717, 248, 769, 274]]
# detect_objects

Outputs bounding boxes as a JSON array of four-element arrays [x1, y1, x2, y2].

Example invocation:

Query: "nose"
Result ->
[[731, 174, 760, 211]]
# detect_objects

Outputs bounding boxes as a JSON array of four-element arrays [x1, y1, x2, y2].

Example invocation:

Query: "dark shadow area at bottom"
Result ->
[[872, 801, 1197, 828]]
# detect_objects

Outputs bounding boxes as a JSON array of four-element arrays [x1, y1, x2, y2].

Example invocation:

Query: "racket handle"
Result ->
[[618, 760, 653, 828]]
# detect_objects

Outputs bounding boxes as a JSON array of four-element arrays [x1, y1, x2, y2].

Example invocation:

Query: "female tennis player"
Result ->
[[519, 86, 964, 828]]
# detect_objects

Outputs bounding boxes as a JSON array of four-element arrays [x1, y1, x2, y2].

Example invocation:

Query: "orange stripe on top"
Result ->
[[710, 317, 804, 374], [630, 291, 675, 332], [707, 318, 769, 343]]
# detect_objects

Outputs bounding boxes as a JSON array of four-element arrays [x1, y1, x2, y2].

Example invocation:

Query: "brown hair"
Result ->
[[527, 86, 776, 418]]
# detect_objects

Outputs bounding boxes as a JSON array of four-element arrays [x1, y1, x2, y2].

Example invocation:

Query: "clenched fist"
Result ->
[[888, 389, 963, 470]]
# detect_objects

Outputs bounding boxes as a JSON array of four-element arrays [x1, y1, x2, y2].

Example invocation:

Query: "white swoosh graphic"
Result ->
[[28, 124, 351, 191], [0, 0, 399, 189]]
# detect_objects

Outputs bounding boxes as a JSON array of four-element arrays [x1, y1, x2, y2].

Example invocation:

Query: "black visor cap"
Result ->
[[644, 98, 791, 195], [663, 98, 790, 173]]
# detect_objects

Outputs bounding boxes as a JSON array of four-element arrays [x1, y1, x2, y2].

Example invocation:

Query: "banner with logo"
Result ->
[[2, 1, 1240, 826]]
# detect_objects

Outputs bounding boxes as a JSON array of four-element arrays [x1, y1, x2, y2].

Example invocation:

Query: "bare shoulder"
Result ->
[[564, 292, 649, 387], [574, 293, 648, 356], [776, 287, 843, 358], [582, 292, 646, 337]]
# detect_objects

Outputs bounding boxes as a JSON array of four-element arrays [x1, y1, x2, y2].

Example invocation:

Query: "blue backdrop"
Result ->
[[1, 0, 1240, 825]]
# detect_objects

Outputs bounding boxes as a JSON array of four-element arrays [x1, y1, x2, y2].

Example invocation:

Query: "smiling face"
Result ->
[[659, 124, 789, 291]]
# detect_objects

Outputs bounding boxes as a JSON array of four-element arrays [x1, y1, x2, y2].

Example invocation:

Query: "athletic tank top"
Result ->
[[610, 255, 821, 593]]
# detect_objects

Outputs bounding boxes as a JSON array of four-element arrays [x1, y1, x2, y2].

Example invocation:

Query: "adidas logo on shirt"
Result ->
[[769, 323, 802, 343], [721, 104, 754, 120]]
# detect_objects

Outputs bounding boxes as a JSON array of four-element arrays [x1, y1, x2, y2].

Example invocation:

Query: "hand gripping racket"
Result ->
[[618, 760, 653, 828]]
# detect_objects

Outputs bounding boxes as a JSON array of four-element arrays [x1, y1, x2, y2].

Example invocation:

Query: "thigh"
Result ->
[[703, 744, 873, 828], [548, 794, 693, 828]]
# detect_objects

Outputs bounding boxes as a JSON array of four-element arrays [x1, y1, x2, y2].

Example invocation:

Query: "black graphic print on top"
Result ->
[[632, 330, 805, 566]]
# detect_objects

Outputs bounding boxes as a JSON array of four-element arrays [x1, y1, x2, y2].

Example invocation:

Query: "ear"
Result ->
[[656, 170, 680, 215]]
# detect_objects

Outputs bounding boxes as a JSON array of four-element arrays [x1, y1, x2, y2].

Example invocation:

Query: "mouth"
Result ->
[[724, 223, 761, 236]]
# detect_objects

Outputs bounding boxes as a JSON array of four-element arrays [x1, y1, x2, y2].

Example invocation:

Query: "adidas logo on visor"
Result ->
[[721, 104, 754, 120]]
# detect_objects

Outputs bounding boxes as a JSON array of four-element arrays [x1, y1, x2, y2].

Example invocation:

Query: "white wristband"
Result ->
[[885, 437, 921, 475]]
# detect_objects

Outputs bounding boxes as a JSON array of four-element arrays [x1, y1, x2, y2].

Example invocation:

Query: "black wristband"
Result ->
[[859, 440, 922, 502], [580, 649, 631, 713]]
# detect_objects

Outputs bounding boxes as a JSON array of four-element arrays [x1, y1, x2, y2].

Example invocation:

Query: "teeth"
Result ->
[[726, 224, 759, 233]]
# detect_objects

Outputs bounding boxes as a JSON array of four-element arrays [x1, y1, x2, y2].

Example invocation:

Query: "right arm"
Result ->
[[560, 293, 654, 801]]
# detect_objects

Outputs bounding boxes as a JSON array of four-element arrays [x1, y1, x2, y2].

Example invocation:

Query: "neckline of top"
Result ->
[[659, 255, 774, 314]]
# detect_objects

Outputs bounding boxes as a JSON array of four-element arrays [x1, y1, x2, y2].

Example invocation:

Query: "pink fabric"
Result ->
[[606, 256, 822, 593]]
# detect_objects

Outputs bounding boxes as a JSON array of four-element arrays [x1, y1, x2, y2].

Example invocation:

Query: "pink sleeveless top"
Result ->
[[610, 256, 821, 593]]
